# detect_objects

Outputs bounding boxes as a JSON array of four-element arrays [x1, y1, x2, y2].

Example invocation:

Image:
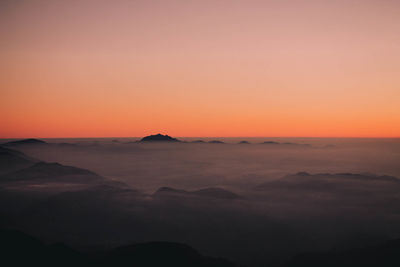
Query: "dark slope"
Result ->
[[140, 133, 181, 142], [17, 184, 139, 236], [286, 238, 400, 267], [106, 242, 240, 267], [0, 229, 91, 267], [0, 229, 240, 267], [0, 146, 36, 174]]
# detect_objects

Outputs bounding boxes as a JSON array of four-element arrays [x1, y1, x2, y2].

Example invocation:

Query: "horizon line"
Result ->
[[1, 135, 399, 139]]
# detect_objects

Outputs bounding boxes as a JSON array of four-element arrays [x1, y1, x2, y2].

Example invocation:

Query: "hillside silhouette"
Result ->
[[286, 238, 400, 267], [0, 229, 240, 267], [0, 146, 36, 174], [1, 162, 102, 183], [2, 138, 47, 146]]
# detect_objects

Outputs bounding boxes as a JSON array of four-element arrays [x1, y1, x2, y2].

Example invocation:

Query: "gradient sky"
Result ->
[[1, 0, 399, 138]]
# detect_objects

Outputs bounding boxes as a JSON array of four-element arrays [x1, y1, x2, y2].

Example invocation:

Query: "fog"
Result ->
[[1, 137, 400, 266]]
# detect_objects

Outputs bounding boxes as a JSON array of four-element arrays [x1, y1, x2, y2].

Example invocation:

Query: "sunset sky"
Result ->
[[1, 0, 399, 138]]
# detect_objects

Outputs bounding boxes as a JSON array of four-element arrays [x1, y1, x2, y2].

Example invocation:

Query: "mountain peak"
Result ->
[[140, 134, 180, 142]]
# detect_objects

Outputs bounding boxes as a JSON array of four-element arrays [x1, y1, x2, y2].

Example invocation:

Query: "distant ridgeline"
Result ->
[[0, 136, 311, 146]]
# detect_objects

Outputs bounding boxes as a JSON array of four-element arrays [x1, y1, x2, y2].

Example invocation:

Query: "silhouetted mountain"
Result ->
[[0, 146, 36, 174], [192, 140, 206, 143], [286, 238, 400, 267], [0, 162, 102, 182], [238, 141, 250, 144], [0, 229, 240, 267], [208, 140, 225, 144], [140, 134, 181, 142], [154, 186, 241, 200], [2, 138, 47, 146], [0, 229, 91, 267], [262, 141, 280, 144]]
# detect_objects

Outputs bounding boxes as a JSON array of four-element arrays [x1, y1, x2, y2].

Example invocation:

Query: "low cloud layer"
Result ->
[[1, 138, 400, 266]]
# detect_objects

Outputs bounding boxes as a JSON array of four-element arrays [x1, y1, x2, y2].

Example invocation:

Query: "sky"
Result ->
[[1, 0, 399, 138]]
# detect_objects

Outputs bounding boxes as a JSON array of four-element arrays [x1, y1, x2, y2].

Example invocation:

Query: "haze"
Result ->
[[1, 1, 400, 266]]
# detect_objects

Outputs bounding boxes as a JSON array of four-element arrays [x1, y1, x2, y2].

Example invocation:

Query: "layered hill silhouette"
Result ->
[[154, 186, 241, 200], [0, 160, 127, 194], [0, 146, 37, 174], [0, 229, 90, 267], [2, 138, 48, 146], [0, 229, 239, 267], [140, 134, 181, 142], [1, 162, 102, 182]]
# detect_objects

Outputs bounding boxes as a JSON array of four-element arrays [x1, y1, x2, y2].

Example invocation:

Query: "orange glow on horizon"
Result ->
[[1, 0, 399, 138]]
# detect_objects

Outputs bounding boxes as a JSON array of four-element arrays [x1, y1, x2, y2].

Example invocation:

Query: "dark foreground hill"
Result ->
[[0, 229, 240, 267], [286, 238, 400, 267]]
